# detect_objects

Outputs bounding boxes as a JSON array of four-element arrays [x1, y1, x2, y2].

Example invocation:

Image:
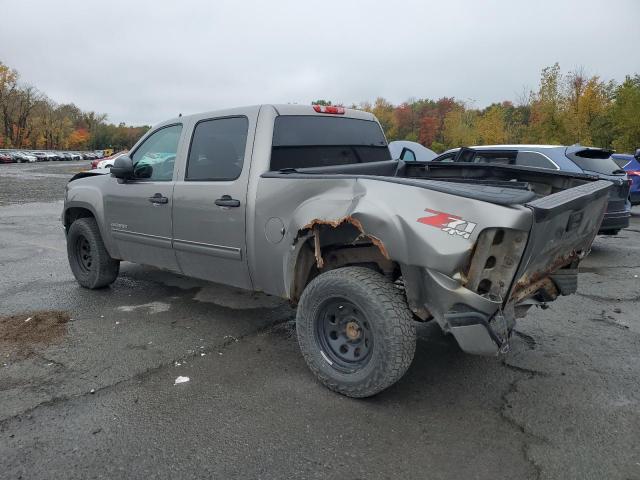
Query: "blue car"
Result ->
[[612, 149, 640, 206], [430, 145, 631, 234]]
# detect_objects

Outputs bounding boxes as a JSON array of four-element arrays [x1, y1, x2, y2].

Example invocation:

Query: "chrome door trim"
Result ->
[[111, 228, 172, 248], [173, 238, 242, 260]]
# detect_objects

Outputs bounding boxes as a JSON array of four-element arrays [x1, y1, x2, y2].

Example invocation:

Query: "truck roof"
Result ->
[[155, 104, 376, 129]]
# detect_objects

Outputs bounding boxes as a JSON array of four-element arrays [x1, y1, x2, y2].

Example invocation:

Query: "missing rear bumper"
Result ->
[[444, 310, 512, 356]]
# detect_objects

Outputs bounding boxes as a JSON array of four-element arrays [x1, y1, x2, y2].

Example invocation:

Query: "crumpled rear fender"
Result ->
[[284, 177, 532, 277]]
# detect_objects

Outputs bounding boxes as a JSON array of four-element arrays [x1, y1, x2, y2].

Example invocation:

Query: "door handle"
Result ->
[[215, 195, 240, 207], [148, 193, 168, 204]]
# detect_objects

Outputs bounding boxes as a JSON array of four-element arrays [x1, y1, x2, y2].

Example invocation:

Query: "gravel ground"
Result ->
[[0, 162, 639, 479], [0, 161, 89, 205]]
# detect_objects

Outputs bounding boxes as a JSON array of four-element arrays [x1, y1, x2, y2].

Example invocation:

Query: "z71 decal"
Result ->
[[417, 208, 477, 239]]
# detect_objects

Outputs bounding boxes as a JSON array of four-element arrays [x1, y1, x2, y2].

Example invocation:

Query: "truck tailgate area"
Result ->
[[510, 179, 612, 302]]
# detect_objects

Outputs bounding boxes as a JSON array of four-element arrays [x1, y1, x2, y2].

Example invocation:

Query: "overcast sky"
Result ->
[[1, 0, 639, 125]]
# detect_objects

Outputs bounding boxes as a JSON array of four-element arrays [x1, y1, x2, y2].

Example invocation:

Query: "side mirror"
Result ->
[[110, 155, 134, 179], [635, 148, 640, 160]]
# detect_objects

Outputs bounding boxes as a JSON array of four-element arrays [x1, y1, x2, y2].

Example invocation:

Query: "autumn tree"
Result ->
[[527, 63, 567, 144], [477, 104, 507, 144], [443, 105, 479, 148], [610, 75, 640, 153]]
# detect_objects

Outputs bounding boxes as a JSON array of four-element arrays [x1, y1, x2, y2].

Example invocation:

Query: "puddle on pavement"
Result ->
[[0, 310, 70, 360], [117, 302, 171, 314]]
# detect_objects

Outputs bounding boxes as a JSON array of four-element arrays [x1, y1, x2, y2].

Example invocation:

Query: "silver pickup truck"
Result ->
[[63, 104, 611, 397]]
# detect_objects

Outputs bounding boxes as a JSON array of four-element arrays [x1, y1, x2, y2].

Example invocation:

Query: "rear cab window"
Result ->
[[270, 116, 390, 170]]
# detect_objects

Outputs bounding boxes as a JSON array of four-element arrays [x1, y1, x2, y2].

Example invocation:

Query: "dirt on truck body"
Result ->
[[62, 104, 611, 397]]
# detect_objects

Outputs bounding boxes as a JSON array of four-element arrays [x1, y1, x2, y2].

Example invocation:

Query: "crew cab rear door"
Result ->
[[171, 110, 257, 289]]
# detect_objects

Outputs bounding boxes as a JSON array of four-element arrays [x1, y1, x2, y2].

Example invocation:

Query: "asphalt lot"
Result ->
[[0, 161, 639, 479]]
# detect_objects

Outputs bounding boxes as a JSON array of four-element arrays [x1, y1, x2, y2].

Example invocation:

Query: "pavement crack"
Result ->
[[499, 361, 549, 479], [501, 358, 547, 377], [512, 330, 537, 350], [32, 352, 66, 369], [0, 316, 291, 426]]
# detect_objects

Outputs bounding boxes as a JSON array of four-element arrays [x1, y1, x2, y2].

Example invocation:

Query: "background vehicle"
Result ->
[[431, 145, 631, 234], [612, 149, 640, 205], [32, 151, 48, 162], [63, 105, 610, 398], [93, 151, 128, 169], [0, 151, 15, 163], [388, 140, 437, 161], [14, 151, 37, 163]]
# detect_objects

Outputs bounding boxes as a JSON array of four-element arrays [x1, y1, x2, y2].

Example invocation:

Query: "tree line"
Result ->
[[319, 63, 640, 154], [2, 60, 638, 153], [0, 61, 149, 151]]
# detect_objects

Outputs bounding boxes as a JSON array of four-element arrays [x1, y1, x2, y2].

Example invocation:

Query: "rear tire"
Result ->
[[67, 217, 119, 289], [601, 229, 620, 235], [296, 266, 416, 398]]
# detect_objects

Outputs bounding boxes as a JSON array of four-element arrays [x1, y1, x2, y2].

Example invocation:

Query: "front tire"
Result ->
[[67, 217, 119, 289], [296, 267, 416, 398]]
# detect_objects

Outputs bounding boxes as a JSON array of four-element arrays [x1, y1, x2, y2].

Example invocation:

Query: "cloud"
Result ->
[[2, 0, 639, 125]]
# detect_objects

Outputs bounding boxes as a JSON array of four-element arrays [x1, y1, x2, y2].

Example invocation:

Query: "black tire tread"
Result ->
[[67, 217, 119, 289], [296, 266, 416, 398]]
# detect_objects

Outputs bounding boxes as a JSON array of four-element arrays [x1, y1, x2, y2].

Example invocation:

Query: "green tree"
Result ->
[[477, 104, 507, 144], [610, 75, 640, 153]]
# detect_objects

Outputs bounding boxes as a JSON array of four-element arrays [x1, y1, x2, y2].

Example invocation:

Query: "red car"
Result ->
[[0, 152, 15, 163]]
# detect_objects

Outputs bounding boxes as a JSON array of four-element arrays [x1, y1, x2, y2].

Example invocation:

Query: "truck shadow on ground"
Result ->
[[115, 262, 518, 403]]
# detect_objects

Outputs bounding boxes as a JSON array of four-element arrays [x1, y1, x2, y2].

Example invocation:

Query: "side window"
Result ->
[[400, 148, 416, 161], [472, 152, 515, 165], [131, 124, 182, 181], [186, 117, 248, 181], [515, 151, 557, 170], [433, 153, 456, 162]]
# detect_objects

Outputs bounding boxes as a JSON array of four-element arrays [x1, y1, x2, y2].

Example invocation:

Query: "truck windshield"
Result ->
[[270, 116, 390, 170]]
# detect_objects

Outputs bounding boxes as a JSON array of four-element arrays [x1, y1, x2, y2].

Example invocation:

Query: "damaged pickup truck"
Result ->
[[63, 104, 611, 397]]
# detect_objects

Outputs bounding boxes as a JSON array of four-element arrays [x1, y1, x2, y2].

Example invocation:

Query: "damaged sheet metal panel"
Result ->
[[251, 175, 531, 301], [508, 180, 611, 303]]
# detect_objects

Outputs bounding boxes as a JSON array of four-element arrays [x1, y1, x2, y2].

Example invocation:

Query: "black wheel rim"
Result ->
[[75, 235, 93, 272], [315, 297, 373, 372]]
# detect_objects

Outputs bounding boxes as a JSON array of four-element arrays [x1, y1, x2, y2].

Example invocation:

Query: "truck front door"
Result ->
[[103, 124, 183, 271], [171, 115, 254, 289]]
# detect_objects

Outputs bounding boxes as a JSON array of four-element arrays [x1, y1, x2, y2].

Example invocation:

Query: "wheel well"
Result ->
[[290, 219, 399, 303], [64, 207, 94, 233]]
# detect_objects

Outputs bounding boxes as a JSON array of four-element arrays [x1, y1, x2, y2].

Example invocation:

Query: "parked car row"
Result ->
[[0, 149, 104, 164]]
